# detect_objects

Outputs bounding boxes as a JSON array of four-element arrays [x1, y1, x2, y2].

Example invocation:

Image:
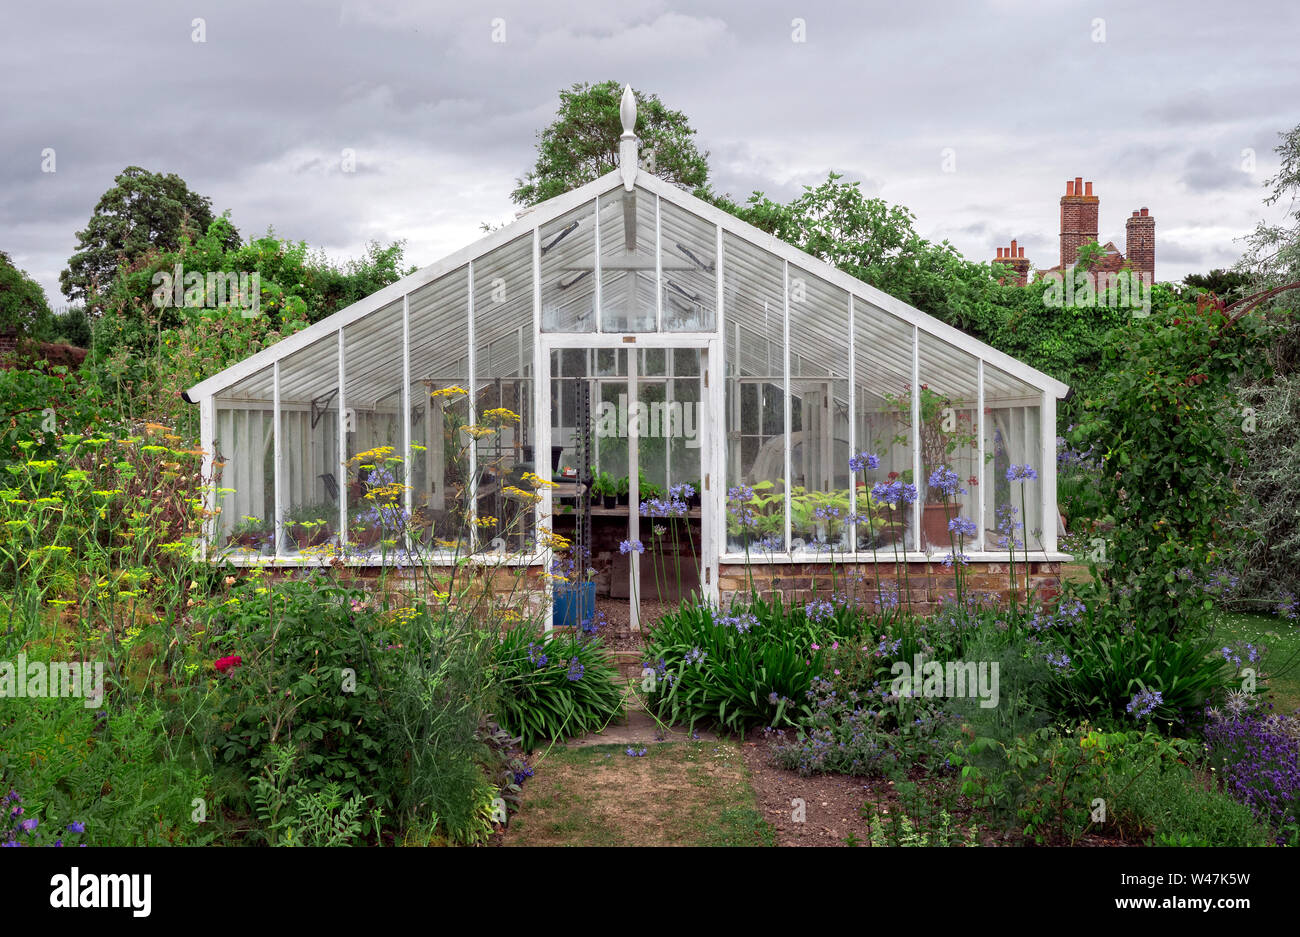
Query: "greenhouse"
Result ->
[[184, 88, 1068, 627]]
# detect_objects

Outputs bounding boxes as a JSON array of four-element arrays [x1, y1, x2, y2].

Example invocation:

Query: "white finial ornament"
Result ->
[[619, 84, 638, 191]]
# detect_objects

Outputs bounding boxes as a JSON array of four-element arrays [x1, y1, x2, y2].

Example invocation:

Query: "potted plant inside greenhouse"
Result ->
[[286, 504, 335, 549], [883, 384, 978, 547], [592, 471, 618, 509], [227, 515, 273, 554]]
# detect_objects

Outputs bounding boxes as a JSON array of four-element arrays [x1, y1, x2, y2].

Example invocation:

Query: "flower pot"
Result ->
[[617, 492, 629, 507], [350, 525, 382, 548], [553, 582, 595, 629], [603, 494, 617, 509], [289, 524, 332, 549], [922, 502, 960, 549]]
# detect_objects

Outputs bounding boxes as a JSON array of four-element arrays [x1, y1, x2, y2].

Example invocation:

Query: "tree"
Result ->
[[1182, 269, 1251, 302], [511, 81, 711, 206], [0, 250, 53, 342], [60, 166, 240, 308]]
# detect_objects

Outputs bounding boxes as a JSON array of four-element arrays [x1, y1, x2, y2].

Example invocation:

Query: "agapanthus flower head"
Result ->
[[927, 465, 964, 498], [619, 539, 645, 554], [1006, 464, 1038, 483], [805, 599, 835, 624], [948, 516, 978, 539], [566, 658, 585, 682], [1126, 688, 1164, 719], [848, 451, 880, 473], [669, 482, 696, 500]]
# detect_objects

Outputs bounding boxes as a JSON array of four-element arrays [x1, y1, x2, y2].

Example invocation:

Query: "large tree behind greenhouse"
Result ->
[[60, 166, 240, 309], [511, 81, 713, 206]]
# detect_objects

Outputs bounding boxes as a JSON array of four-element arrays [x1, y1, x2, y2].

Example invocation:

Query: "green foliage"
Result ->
[[249, 744, 372, 847], [0, 365, 107, 469], [1227, 374, 1300, 607], [1039, 612, 1236, 727], [642, 597, 848, 732], [490, 624, 624, 751], [511, 81, 711, 206], [1111, 764, 1274, 847], [0, 249, 54, 340], [954, 725, 1190, 845], [0, 697, 212, 846], [60, 166, 239, 308], [203, 578, 396, 805], [1072, 297, 1276, 636]]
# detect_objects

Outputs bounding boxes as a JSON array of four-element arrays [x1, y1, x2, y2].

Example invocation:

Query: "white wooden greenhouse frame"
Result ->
[[185, 87, 1069, 620]]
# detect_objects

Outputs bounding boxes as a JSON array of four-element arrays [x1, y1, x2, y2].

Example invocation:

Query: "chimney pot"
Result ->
[[1140, 207, 1149, 217], [1066, 180, 1074, 196], [1085, 181, 1093, 196], [1010, 239, 1017, 253], [1019, 247, 1025, 258], [996, 247, 1003, 258], [1132, 210, 1139, 217], [1075, 176, 1083, 193]]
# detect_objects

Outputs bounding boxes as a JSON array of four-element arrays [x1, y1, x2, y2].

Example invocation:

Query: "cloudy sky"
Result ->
[[3, 0, 1297, 305]]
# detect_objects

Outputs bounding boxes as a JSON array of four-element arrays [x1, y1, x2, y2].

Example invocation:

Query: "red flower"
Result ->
[[968, 476, 978, 487], [887, 471, 900, 480], [214, 655, 243, 673]]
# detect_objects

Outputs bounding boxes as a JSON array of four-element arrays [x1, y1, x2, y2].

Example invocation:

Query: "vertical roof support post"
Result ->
[[401, 293, 412, 561], [782, 261, 792, 555], [976, 358, 986, 554], [466, 261, 478, 552], [911, 325, 921, 557], [337, 329, 348, 559], [273, 361, 283, 558], [532, 226, 553, 631], [199, 395, 215, 562], [1042, 389, 1057, 557], [847, 295, 857, 554]]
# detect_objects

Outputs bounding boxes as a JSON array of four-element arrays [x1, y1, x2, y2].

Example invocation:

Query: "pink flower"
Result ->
[[831, 641, 839, 650], [811, 643, 821, 651], [214, 655, 242, 674]]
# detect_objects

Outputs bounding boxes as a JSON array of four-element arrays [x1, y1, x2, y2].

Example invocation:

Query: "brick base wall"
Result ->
[[718, 560, 1062, 616]]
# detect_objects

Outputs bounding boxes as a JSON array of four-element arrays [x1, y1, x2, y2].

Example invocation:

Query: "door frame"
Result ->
[[537, 333, 721, 630]]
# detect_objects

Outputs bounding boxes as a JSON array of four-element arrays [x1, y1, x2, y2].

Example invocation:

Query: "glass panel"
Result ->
[[599, 188, 657, 332], [409, 268, 471, 556], [213, 367, 275, 556], [917, 331, 980, 553], [277, 337, 341, 557], [723, 232, 786, 552], [789, 270, 851, 552], [541, 201, 595, 332], [660, 198, 716, 331], [853, 305, 916, 552], [475, 235, 536, 553], [343, 301, 406, 559], [984, 363, 1044, 558]]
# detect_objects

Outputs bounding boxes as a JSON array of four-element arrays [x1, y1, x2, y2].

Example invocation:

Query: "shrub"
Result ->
[[1204, 710, 1300, 843], [203, 577, 396, 805], [489, 623, 624, 751], [1038, 614, 1235, 728], [1110, 765, 1274, 847], [642, 597, 853, 732]]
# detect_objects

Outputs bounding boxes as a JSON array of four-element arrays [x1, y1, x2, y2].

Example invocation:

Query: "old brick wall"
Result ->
[[718, 559, 1062, 615]]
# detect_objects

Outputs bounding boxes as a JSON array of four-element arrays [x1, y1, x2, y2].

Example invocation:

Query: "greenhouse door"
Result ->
[[548, 344, 708, 631]]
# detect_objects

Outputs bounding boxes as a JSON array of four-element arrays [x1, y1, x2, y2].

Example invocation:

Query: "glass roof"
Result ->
[[197, 170, 1068, 409]]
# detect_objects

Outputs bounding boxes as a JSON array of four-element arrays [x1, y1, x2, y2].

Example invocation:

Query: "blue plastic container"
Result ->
[[553, 582, 595, 629]]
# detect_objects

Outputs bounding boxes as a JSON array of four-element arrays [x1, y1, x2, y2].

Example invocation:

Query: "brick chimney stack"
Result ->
[[992, 239, 1031, 286], [1125, 207, 1155, 281], [1060, 177, 1100, 269]]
